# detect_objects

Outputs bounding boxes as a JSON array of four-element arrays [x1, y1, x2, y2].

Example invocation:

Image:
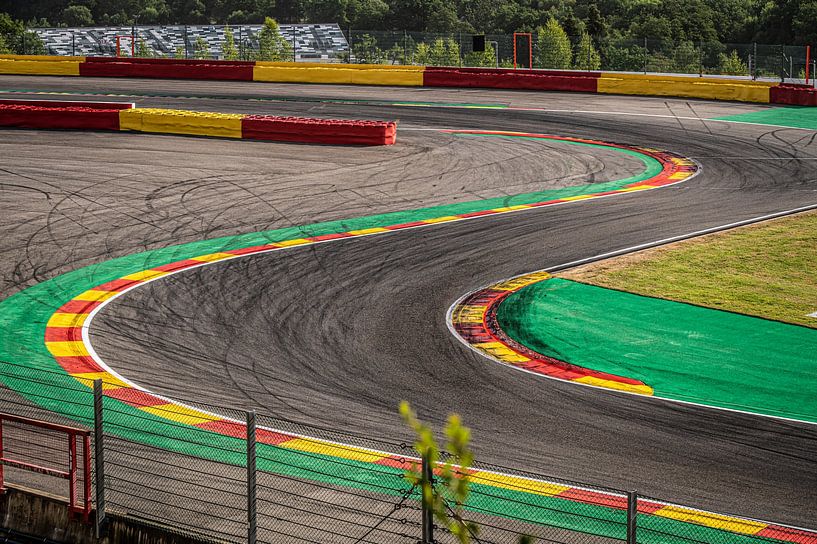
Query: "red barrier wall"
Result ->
[[0, 105, 121, 131], [83, 56, 254, 66], [770, 84, 817, 106], [79, 60, 254, 81], [242, 116, 396, 145], [0, 98, 133, 109], [423, 66, 601, 78], [424, 69, 599, 92]]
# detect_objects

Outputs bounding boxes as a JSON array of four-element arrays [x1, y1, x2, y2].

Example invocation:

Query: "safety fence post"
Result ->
[[247, 411, 257, 544], [421, 452, 433, 543], [626, 491, 638, 544], [753, 42, 758, 80], [93, 379, 107, 538], [643, 38, 648, 73]]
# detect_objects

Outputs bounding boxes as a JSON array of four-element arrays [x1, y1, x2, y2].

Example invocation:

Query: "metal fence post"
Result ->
[[93, 379, 107, 538], [247, 411, 257, 544], [643, 37, 648, 74], [626, 491, 637, 544], [421, 453, 433, 544], [184, 25, 189, 59], [753, 42, 758, 79]]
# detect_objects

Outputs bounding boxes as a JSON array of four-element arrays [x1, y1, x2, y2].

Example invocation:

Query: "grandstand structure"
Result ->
[[34, 24, 350, 61]]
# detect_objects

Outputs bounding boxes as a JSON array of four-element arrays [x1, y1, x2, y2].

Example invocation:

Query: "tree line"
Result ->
[[2, 0, 817, 45]]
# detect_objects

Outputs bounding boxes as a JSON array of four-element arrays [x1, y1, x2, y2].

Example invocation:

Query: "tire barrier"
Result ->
[[0, 54, 83, 76], [597, 73, 774, 103], [242, 115, 397, 145], [79, 56, 255, 81], [423, 67, 599, 92], [0, 98, 134, 109], [0, 100, 397, 145], [253, 61, 424, 86], [0, 103, 123, 131], [769, 83, 817, 106], [3, 54, 817, 104], [119, 108, 245, 138]]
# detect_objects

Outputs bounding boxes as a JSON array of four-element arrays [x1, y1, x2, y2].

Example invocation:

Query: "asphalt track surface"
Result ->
[[2, 76, 817, 528]]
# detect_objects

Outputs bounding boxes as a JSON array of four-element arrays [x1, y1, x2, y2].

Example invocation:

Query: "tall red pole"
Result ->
[[807, 45, 811, 84]]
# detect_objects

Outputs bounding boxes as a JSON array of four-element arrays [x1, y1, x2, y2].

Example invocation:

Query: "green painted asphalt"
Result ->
[[0, 132, 782, 542], [497, 278, 817, 422], [714, 106, 817, 130]]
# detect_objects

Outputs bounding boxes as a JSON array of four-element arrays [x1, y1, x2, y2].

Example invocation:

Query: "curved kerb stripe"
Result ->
[[448, 271, 654, 395], [40, 131, 815, 541]]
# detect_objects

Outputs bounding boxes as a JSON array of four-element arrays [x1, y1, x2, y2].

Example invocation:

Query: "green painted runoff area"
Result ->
[[497, 278, 817, 422], [0, 134, 779, 542], [714, 106, 817, 130]]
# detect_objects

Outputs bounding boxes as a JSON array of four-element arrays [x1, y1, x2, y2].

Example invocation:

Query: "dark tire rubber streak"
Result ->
[[2, 79, 814, 526]]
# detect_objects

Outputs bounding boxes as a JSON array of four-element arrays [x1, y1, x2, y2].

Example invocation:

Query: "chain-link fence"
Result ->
[[15, 25, 816, 82], [0, 358, 814, 544]]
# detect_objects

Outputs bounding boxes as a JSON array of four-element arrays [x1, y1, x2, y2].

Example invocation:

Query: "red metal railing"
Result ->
[[0, 413, 92, 522]]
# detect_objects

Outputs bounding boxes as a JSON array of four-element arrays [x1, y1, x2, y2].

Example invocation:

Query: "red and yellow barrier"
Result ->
[[253, 61, 423, 86], [2, 54, 817, 105], [0, 100, 126, 131], [242, 115, 397, 145], [769, 83, 817, 106], [119, 108, 245, 138], [423, 66, 599, 92], [598, 73, 774, 103], [0, 54, 83, 76], [79, 56, 255, 81], [0, 99, 397, 145]]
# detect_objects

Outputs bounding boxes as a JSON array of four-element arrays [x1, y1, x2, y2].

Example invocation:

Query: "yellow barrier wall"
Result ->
[[254, 61, 425, 71], [119, 109, 244, 139], [598, 73, 772, 103], [0, 54, 85, 62], [0, 59, 82, 76], [252, 66, 424, 86]]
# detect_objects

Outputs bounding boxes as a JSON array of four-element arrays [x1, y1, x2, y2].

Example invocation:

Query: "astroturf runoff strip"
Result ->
[[4, 130, 814, 542], [495, 278, 817, 423], [713, 106, 817, 130]]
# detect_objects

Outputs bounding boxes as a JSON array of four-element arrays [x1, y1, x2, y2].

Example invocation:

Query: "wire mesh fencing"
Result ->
[[0, 360, 815, 544], [19, 24, 817, 82]]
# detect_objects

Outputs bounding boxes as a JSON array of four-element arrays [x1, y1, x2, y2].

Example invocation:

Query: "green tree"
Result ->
[[400, 402, 478, 544], [718, 49, 748, 75], [463, 42, 496, 68], [429, 37, 460, 66], [193, 36, 209, 59], [586, 4, 606, 41], [672, 40, 702, 74], [0, 34, 10, 55], [62, 5, 95, 27], [255, 16, 292, 62], [174, 44, 185, 59], [537, 17, 572, 69], [223, 25, 238, 60], [574, 31, 601, 70], [136, 38, 153, 57], [352, 33, 384, 63]]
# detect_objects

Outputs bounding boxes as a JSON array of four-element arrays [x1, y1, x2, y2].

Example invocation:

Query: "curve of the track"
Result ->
[[3, 77, 816, 526]]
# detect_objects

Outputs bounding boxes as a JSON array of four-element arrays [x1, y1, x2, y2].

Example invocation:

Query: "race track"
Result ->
[[2, 76, 816, 528]]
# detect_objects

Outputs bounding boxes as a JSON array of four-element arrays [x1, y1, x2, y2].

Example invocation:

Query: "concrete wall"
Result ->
[[0, 485, 223, 544]]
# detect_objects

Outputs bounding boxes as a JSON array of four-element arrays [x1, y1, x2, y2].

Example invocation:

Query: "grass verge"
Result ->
[[559, 210, 817, 328]]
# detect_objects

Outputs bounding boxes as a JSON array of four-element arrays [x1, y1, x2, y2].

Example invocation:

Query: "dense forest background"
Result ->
[[1, 0, 817, 45]]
